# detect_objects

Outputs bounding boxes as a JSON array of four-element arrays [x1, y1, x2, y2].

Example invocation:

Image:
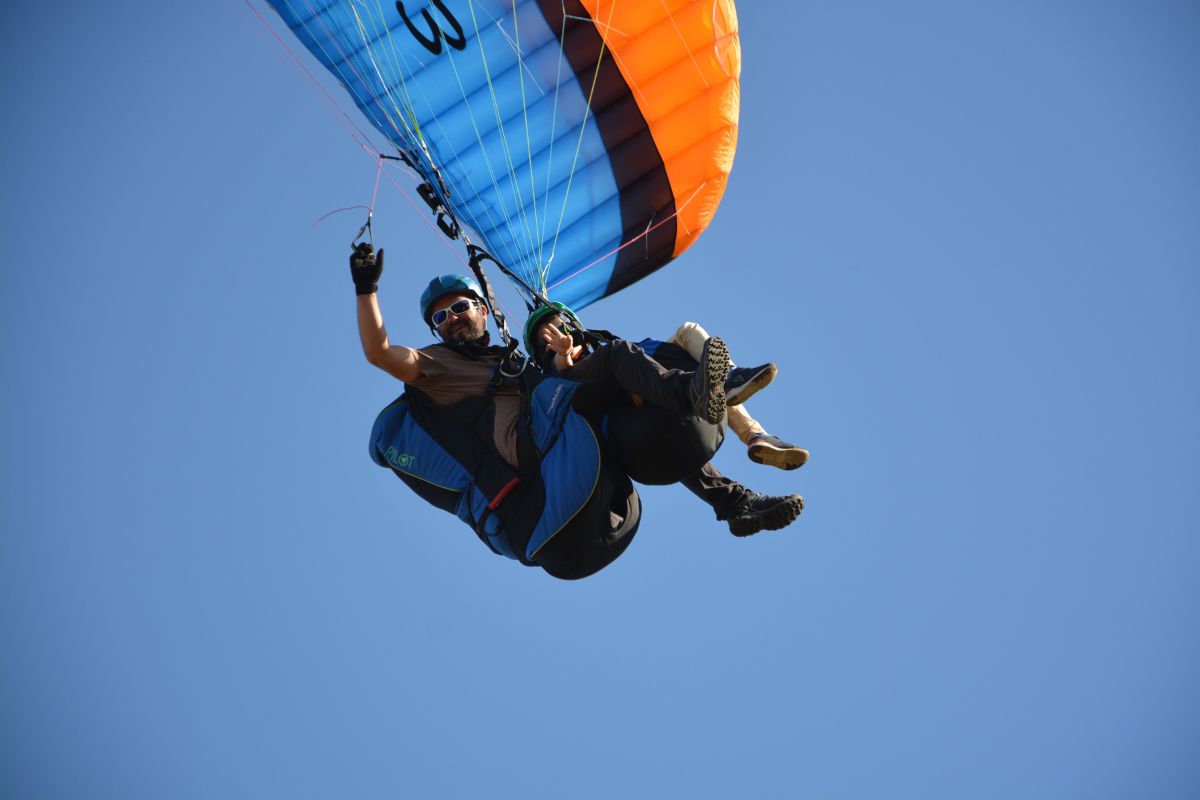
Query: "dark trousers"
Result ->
[[680, 463, 750, 520], [561, 339, 692, 418], [564, 339, 750, 519]]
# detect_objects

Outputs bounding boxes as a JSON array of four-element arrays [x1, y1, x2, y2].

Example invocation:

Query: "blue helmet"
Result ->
[[419, 274, 487, 327]]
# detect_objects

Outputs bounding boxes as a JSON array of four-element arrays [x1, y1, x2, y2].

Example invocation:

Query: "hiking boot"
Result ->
[[727, 492, 805, 537], [724, 363, 777, 406], [686, 336, 730, 424], [747, 433, 809, 471]]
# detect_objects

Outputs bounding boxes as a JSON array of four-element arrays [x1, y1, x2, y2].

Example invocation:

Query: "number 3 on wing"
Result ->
[[396, 1, 467, 55]]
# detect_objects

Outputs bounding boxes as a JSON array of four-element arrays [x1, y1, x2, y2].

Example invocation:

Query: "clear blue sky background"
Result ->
[[3, 2, 1197, 798]]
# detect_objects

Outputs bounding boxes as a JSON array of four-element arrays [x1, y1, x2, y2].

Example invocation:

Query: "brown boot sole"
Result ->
[[748, 442, 810, 471]]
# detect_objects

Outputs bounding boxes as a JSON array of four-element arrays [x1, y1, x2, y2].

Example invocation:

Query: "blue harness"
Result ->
[[368, 352, 603, 564]]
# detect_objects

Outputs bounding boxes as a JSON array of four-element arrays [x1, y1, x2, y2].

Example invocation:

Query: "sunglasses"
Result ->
[[430, 298, 479, 327]]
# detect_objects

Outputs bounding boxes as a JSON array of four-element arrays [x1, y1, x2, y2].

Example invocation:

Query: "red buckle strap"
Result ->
[[488, 477, 521, 510]]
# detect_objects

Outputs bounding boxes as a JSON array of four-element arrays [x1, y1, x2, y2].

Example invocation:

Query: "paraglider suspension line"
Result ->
[[351, 154, 392, 248]]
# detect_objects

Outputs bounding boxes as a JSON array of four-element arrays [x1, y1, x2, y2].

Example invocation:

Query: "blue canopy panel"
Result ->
[[270, 0, 626, 306]]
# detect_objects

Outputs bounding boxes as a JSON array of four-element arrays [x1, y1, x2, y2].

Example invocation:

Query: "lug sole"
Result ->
[[729, 495, 805, 537], [694, 337, 730, 424]]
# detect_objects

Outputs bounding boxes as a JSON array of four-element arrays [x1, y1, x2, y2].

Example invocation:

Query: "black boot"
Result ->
[[686, 337, 730, 424], [725, 492, 804, 537]]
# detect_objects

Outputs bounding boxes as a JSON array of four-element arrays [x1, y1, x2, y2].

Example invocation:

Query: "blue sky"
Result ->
[[2, 2, 1198, 798]]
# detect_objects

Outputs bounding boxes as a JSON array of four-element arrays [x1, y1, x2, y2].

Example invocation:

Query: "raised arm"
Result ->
[[541, 320, 583, 371], [351, 244, 421, 383]]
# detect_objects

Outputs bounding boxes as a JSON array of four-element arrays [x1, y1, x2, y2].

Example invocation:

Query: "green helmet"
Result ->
[[523, 301, 582, 360]]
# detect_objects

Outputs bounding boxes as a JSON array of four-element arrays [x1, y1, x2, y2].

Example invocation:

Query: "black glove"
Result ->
[[350, 243, 384, 296]]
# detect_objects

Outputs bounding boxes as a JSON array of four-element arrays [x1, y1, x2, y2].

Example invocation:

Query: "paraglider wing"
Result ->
[[268, 0, 740, 309]]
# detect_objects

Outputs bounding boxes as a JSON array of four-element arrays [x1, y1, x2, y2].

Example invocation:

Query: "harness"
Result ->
[[370, 343, 598, 565]]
